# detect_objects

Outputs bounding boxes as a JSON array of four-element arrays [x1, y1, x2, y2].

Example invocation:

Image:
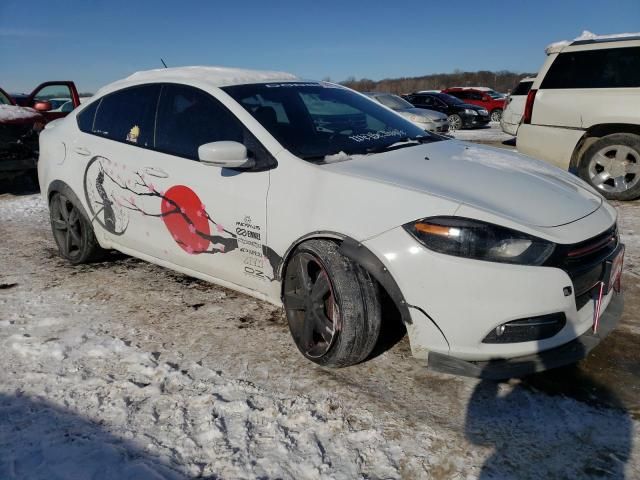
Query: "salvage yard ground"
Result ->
[[1, 128, 639, 479]]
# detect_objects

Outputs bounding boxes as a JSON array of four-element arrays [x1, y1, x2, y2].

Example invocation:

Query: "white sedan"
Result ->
[[38, 66, 624, 378]]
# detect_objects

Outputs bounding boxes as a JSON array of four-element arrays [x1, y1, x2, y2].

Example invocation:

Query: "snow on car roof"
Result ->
[[546, 30, 640, 54], [448, 86, 493, 91], [125, 66, 300, 88]]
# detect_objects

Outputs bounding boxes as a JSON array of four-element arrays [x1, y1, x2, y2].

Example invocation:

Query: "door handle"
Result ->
[[143, 166, 169, 178], [74, 146, 91, 156]]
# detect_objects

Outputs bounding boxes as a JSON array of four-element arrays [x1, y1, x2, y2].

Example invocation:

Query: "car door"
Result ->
[[147, 84, 272, 292], [423, 95, 448, 114], [28, 82, 81, 121], [78, 83, 272, 293], [74, 84, 166, 257]]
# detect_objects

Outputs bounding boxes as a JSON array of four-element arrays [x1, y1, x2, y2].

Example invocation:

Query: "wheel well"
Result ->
[[279, 234, 413, 326], [570, 124, 640, 172]]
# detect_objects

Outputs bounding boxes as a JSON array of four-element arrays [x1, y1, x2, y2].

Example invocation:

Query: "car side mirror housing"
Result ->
[[33, 100, 52, 112], [198, 141, 255, 169]]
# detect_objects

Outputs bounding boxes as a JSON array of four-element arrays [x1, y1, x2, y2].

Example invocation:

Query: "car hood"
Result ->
[[453, 103, 485, 111], [0, 104, 43, 125], [396, 108, 447, 121], [325, 140, 602, 228]]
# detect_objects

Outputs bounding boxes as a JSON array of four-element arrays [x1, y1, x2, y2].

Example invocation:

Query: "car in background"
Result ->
[[517, 32, 640, 200], [364, 92, 449, 133], [500, 77, 536, 136], [12, 81, 81, 122], [1, 81, 80, 181], [403, 92, 490, 130], [442, 87, 506, 122]]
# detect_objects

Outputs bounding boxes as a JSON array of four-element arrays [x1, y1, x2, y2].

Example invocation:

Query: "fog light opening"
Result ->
[[483, 313, 567, 344]]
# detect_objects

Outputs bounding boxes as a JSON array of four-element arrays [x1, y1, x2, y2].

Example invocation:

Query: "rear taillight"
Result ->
[[522, 89, 537, 124]]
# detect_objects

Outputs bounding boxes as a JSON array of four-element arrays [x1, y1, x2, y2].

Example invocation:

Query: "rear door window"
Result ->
[[92, 85, 161, 147], [541, 46, 640, 89]]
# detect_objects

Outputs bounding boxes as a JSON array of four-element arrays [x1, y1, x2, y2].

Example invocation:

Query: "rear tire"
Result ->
[[49, 192, 106, 264], [490, 109, 503, 122], [283, 239, 382, 368], [578, 133, 640, 201]]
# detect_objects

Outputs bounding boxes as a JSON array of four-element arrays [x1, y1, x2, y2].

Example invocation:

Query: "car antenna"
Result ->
[[161, 58, 168, 68]]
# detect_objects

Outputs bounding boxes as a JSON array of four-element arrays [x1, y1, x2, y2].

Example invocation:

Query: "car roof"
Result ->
[[363, 92, 397, 97], [125, 66, 299, 87], [94, 66, 301, 98], [446, 86, 493, 91], [546, 31, 640, 54]]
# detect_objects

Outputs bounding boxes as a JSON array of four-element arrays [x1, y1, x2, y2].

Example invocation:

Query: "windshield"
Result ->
[[485, 90, 505, 99], [223, 83, 439, 161], [0, 90, 11, 105], [434, 93, 465, 105], [375, 94, 414, 110]]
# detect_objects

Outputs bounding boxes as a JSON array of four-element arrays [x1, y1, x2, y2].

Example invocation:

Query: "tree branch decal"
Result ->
[[96, 159, 238, 256]]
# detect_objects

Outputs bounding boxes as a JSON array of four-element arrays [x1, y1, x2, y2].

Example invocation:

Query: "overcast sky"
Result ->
[[1, 0, 639, 93]]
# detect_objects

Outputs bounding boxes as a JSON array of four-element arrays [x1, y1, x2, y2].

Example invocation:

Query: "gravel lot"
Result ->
[[1, 132, 639, 479]]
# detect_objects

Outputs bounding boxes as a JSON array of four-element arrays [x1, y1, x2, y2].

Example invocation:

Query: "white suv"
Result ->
[[517, 32, 640, 200]]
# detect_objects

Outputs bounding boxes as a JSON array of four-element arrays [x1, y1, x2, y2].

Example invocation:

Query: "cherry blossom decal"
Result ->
[[83, 156, 238, 255]]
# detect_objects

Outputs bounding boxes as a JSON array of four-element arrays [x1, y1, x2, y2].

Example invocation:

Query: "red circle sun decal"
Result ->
[[161, 185, 210, 254]]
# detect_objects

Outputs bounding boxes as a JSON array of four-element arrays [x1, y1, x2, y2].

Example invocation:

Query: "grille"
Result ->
[[545, 225, 618, 310]]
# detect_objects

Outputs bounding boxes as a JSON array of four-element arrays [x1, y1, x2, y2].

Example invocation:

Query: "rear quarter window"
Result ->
[[541, 46, 640, 89], [511, 81, 533, 96], [76, 100, 100, 133]]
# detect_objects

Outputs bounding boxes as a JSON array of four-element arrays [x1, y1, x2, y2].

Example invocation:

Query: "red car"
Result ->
[[1, 81, 80, 181], [442, 87, 506, 122]]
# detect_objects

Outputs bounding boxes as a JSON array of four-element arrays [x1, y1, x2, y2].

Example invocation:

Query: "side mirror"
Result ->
[[198, 141, 255, 169], [33, 100, 52, 112]]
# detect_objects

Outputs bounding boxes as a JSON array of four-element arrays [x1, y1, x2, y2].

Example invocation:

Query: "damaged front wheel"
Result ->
[[283, 239, 381, 367]]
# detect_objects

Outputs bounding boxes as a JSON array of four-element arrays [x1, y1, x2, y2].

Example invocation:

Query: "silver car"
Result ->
[[364, 92, 449, 133]]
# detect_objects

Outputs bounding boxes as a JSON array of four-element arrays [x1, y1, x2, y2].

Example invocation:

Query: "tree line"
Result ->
[[339, 70, 535, 95]]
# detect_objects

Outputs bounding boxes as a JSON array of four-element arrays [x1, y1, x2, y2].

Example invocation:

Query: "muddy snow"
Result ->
[[1, 186, 640, 479]]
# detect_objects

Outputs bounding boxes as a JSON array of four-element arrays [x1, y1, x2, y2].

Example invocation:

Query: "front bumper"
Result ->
[[427, 290, 623, 379], [0, 156, 37, 180], [461, 114, 490, 128], [417, 120, 449, 133], [363, 213, 620, 365]]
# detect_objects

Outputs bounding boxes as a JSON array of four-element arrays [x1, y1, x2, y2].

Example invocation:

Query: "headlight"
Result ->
[[479, 109, 488, 115], [463, 109, 478, 116], [410, 114, 430, 123], [404, 217, 555, 265]]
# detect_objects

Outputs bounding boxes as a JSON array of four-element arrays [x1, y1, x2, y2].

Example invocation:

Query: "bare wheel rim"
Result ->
[[588, 144, 640, 193], [284, 252, 340, 358], [491, 110, 502, 122], [51, 195, 83, 259], [448, 115, 462, 130]]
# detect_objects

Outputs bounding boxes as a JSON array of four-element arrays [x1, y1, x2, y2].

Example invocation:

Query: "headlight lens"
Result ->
[[410, 114, 429, 123], [404, 217, 555, 265], [463, 109, 478, 115]]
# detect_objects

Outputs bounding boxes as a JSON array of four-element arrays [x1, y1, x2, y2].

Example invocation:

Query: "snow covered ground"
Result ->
[[1, 180, 639, 478], [449, 122, 515, 144]]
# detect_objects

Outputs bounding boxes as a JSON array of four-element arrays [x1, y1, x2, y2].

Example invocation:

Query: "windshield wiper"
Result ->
[[365, 135, 431, 154]]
